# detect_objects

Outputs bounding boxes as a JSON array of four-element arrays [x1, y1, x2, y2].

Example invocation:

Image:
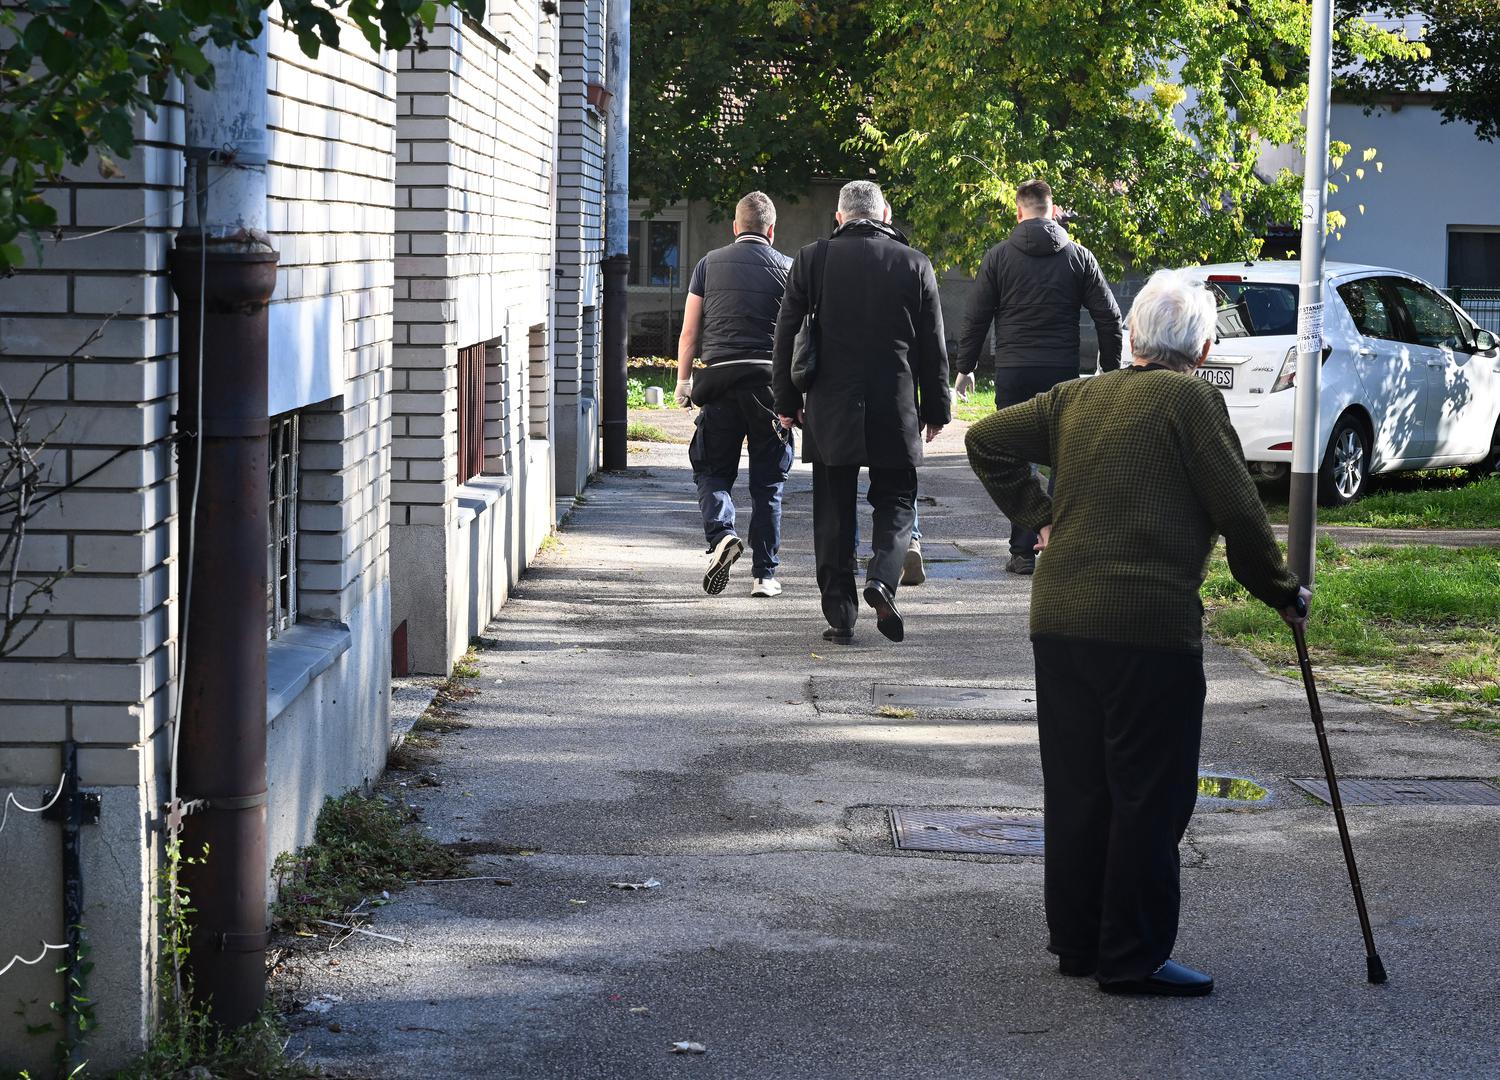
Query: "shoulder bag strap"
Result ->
[[810, 238, 830, 321]]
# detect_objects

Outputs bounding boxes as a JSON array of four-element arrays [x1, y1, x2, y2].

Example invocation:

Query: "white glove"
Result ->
[[674, 378, 693, 409], [954, 371, 976, 402]]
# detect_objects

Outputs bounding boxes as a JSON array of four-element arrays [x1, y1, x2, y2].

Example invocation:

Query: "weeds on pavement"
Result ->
[[271, 794, 465, 931]]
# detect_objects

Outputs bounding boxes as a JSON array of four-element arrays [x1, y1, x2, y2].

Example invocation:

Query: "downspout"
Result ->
[[167, 25, 278, 1028], [600, 0, 630, 469]]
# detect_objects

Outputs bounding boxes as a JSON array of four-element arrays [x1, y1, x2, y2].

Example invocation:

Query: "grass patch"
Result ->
[[271, 793, 465, 931], [626, 365, 679, 409], [1260, 470, 1500, 529], [1203, 538, 1500, 715], [627, 420, 677, 442], [953, 376, 997, 423], [877, 705, 916, 719]]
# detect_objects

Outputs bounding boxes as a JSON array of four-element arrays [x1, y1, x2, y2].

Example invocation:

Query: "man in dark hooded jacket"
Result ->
[[956, 179, 1124, 575], [771, 181, 950, 644]]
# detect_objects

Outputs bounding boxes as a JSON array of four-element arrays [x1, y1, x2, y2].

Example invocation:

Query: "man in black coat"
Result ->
[[955, 178, 1124, 575], [771, 181, 950, 644]]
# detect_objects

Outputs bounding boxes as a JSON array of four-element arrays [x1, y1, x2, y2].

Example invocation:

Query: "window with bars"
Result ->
[[457, 342, 486, 484], [267, 412, 300, 638]]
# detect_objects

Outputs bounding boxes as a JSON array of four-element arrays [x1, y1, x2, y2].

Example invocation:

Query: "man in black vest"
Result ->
[[955, 178, 1124, 575], [771, 181, 950, 644], [675, 192, 796, 597]]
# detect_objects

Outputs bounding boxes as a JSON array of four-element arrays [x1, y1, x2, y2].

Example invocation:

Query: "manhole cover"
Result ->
[[872, 684, 1036, 712], [1290, 778, 1500, 806], [889, 809, 1044, 855]]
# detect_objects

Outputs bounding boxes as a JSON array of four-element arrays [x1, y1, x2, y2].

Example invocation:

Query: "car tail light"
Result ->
[[1206, 274, 1244, 282], [1271, 347, 1297, 392], [1269, 441, 1293, 451]]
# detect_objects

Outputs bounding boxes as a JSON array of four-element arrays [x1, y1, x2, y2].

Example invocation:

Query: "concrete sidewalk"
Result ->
[[286, 420, 1500, 1079]]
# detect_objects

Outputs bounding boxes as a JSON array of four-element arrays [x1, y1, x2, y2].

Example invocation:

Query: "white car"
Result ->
[[1180, 261, 1500, 504]]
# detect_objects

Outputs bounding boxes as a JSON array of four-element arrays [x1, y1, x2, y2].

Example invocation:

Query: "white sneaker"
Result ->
[[901, 540, 926, 586], [703, 534, 744, 595], [751, 577, 782, 598]]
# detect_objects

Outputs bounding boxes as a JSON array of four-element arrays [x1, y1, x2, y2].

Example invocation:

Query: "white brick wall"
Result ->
[[390, 2, 576, 671], [267, 20, 396, 626], [0, 98, 184, 1071], [554, 0, 606, 431]]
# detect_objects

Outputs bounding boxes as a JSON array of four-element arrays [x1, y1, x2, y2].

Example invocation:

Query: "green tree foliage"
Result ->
[[860, 0, 1417, 276], [1340, 1, 1499, 142], [630, 0, 876, 217], [0, 0, 484, 273]]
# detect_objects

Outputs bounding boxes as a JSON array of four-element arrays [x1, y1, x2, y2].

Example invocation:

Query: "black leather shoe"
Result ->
[[862, 581, 903, 642], [1099, 959, 1213, 997], [1057, 955, 1097, 977], [822, 626, 854, 645]]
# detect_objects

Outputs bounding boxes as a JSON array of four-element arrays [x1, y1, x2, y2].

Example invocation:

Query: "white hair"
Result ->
[[1128, 269, 1217, 372], [837, 180, 885, 220]]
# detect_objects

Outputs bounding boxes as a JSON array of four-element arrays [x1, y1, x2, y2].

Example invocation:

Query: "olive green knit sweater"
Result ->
[[965, 366, 1300, 652]]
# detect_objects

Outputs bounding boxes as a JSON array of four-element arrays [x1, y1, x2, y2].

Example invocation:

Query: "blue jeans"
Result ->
[[688, 384, 794, 578]]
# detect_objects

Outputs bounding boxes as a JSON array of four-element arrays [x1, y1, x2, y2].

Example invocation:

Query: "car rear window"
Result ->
[[1206, 281, 1299, 338]]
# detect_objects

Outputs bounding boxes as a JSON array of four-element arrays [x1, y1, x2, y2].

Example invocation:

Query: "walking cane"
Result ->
[[1291, 595, 1388, 984]]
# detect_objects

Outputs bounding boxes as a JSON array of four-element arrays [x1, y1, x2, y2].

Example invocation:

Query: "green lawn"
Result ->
[[1203, 539, 1500, 715], [1259, 470, 1500, 530]]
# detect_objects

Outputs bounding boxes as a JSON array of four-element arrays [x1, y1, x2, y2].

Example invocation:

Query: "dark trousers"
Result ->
[[811, 463, 916, 630], [1031, 636, 1206, 982], [688, 384, 794, 578], [996, 366, 1076, 556]]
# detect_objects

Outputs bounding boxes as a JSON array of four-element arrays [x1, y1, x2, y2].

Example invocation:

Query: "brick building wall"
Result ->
[[554, 0, 606, 496], [259, 17, 397, 873], [389, 1, 567, 675], [0, 104, 184, 1070]]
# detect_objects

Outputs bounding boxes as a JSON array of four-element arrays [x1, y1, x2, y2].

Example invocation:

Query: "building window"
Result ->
[[528, 324, 550, 439], [627, 218, 682, 287], [457, 342, 486, 484], [267, 412, 300, 638], [1448, 228, 1500, 289]]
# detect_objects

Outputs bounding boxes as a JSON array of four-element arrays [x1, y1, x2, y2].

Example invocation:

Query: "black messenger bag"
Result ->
[[790, 238, 830, 393]]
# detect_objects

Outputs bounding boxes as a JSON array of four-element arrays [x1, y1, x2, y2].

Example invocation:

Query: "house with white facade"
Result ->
[[0, 0, 607, 1069]]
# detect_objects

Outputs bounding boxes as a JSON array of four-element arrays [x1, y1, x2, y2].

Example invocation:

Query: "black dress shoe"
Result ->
[[822, 626, 854, 645], [862, 581, 904, 642], [1099, 959, 1213, 997], [1057, 955, 1097, 977]]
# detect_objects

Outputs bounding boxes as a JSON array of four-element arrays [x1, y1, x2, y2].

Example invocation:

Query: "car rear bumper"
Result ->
[[1226, 392, 1296, 462]]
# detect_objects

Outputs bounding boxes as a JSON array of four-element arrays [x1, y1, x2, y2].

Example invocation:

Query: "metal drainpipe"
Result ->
[[167, 25, 278, 1028], [601, 0, 630, 469]]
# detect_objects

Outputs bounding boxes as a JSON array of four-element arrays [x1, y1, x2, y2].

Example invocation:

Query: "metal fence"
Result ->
[[1447, 287, 1500, 334]]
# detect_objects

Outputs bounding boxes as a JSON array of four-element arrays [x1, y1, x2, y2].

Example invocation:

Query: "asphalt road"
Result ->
[[285, 416, 1500, 1080]]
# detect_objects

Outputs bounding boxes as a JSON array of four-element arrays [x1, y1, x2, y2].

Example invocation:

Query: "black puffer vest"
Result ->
[[692, 236, 793, 405]]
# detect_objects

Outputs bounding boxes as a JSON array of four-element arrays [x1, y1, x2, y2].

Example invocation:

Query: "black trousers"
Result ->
[[1032, 636, 1206, 982], [811, 463, 916, 630], [995, 366, 1075, 555]]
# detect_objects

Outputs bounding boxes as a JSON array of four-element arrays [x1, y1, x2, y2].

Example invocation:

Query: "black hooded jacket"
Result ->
[[956, 217, 1124, 374]]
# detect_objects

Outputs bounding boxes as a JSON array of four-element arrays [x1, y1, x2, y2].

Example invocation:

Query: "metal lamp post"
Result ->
[[1288, 0, 1335, 586]]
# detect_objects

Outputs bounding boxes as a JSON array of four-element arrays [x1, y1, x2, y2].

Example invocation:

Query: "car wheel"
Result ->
[[1479, 415, 1500, 476], [1317, 413, 1369, 506]]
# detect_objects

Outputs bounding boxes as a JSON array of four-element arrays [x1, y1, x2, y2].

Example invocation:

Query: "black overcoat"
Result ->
[[771, 220, 951, 468]]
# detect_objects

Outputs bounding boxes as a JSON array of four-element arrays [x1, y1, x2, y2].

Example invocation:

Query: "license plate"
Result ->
[[1196, 366, 1233, 389]]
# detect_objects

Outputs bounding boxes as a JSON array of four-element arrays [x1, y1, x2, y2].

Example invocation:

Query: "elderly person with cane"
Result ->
[[965, 268, 1310, 996]]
